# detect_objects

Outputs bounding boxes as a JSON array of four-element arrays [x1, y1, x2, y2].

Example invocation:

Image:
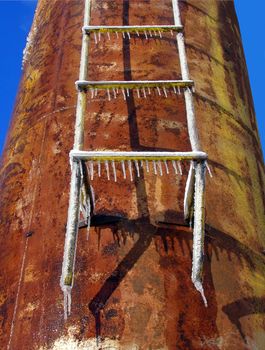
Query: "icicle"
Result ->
[[98, 160, 101, 177], [80, 159, 84, 182], [107, 31, 111, 40], [127, 31, 131, 39], [60, 160, 81, 322], [94, 88, 98, 97], [156, 86, 161, 96], [134, 160, 140, 177], [115, 31, 119, 39], [91, 89, 94, 99], [136, 88, 140, 98], [172, 160, 178, 175], [206, 161, 213, 178], [142, 88, 147, 98], [136, 30, 140, 36], [107, 88, 111, 101], [170, 30, 174, 36], [90, 160, 94, 180], [140, 160, 144, 168], [122, 88, 126, 100], [149, 30, 152, 37], [86, 211, 91, 241], [98, 32, 101, 42], [163, 87, 168, 98], [112, 160, 117, 182], [177, 86, 181, 95], [173, 86, 177, 94], [113, 88, 117, 99], [105, 160, 110, 180], [189, 217, 193, 229], [145, 160, 149, 173], [184, 161, 195, 222], [121, 160, 126, 179], [147, 87, 151, 95], [153, 160, 157, 175], [144, 30, 148, 39], [158, 30, 162, 38], [62, 285, 72, 320], [192, 86, 195, 93], [164, 160, 169, 174], [86, 186, 95, 241], [177, 161, 183, 175], [115, 88, 119, 95], [158, 160, 163, 176], [192, 161, 207, 307], [126, 88, 130, 97], [128, 160, 133, 182], [94, 32, 98, 44], [122, 32, 125, 39]]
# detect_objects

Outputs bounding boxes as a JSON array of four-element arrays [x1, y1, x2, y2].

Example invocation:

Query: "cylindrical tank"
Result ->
[[0, 0, 264, 349]]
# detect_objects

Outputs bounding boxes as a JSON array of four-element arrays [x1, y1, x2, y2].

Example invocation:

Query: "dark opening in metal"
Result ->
[[79, 214, 125, 228]]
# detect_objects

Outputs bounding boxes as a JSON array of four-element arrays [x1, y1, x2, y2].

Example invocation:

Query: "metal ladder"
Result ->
[[61, 0, 209, 319]]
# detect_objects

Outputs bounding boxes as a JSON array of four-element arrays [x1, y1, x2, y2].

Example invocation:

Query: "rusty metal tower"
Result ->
[[0, 0, 264, 349]]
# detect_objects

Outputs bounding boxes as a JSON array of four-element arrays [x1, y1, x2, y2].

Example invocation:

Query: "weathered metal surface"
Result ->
[[0, 0, 264, 349]]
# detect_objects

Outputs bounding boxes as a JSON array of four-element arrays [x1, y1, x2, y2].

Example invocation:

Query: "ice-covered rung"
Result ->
[[83, 25, 183, 42], [71, 150, 207, 181], [76, 80, 195, 99]]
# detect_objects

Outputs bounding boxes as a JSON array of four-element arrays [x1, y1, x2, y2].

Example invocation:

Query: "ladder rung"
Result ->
[[83, 25, 183, 34], [76, 80, 194, 91], [70, 150, 207, 161]]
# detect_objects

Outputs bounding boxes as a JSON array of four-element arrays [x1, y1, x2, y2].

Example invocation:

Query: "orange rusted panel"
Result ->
[[0, 0, 264, 349]]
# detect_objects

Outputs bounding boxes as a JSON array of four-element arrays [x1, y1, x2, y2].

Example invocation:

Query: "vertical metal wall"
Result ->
[[0, 0, 264, 349]]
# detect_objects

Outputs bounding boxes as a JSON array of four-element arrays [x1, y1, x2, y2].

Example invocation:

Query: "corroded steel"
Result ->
[[0, 0, 264, 349]]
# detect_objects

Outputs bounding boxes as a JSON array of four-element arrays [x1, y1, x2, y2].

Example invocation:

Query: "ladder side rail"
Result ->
[[172, 0, 207, 306], [74, 0, 91, 150], [192, 160, 207, 306], [61, 0, 92, 320], [172, 0, 200, 152]]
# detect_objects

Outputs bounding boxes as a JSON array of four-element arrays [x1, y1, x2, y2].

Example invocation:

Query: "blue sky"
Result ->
[[0, 0, 264, 159]]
